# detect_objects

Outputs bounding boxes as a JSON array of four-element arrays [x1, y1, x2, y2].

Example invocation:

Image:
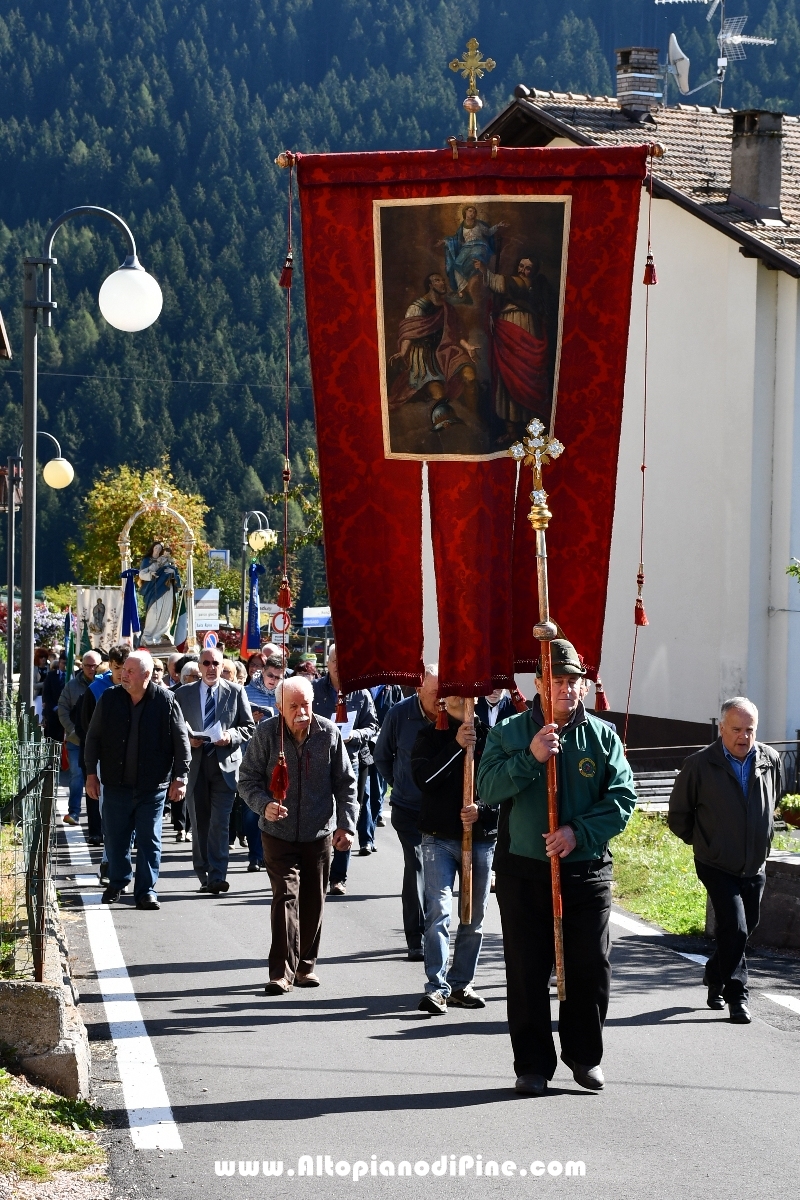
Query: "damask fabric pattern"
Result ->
[[297, 145, 647, 695]]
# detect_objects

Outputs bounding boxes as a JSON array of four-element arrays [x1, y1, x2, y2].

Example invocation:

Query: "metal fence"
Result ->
[[627, 740, 800, 796], [0, 701, 60, 981]]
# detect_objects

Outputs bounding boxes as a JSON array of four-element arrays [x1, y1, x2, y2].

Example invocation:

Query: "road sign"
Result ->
[[203, 631, 218, 649], [303, 605, 331, 628], [194, 588, 220, 632], [272, 611, 291, 634]]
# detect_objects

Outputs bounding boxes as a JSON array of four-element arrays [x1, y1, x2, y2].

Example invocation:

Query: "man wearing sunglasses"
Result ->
[[175, 645, 255, 894]]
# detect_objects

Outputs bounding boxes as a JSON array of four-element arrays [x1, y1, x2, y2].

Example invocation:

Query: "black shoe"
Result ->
[[198, 884, 210, 893], [99, 863, 110, 886], [707, 989, 726, 1010], [447, 985, 486, 1009], [515, 1073, 547, 1096], [102, 887, 121, 904], [561, 1053, 605, 1091], [376, 816, 386, 827], [209, 880, 230, 895], [87, 836, 103, 847], [136, 892, 160, 910], [729, 1000, 751, 1024], [407, 948, 425, 962], [358, 846, 372, 856], [418, 991, 447, 1015], [247, 862, 262, 872]]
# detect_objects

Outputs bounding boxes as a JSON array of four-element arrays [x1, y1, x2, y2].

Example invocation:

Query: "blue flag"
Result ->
[[121, 568, 141, 637]]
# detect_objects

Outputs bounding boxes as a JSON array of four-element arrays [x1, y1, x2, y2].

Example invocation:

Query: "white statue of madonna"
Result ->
[[138, 541, 181, 646]]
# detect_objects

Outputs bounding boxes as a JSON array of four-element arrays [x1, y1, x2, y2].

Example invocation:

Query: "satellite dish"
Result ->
[[668, 33, 691, 94]]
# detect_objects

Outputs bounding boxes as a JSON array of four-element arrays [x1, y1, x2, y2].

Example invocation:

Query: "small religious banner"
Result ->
[[296, 142, 648, 694], [76, 586, 123, 654]]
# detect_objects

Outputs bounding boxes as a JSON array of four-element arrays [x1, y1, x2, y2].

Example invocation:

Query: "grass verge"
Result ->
[[0, 1064, 104, 1180], [612, 809, 707, 935]]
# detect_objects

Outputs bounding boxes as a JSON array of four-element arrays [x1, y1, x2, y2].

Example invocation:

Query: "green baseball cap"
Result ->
[[535, 638, 586, 677]]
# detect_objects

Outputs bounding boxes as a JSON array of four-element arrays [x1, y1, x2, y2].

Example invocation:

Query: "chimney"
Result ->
[[728, 110, 784, 223], [615, 47, 662, 116]]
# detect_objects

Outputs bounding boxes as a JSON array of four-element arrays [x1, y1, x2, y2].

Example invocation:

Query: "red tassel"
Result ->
[[60, 739, 69, 772], [276, 576, 292, 611], [436, 698, 449, 730], [634, 598, 649, 627], [594, 678, 611, 712], [510, 684, 528, 713], [643, 253, 658, 286], [279, 251, 293, 289], [270, 753, 289, 802], [336, 690, 348, 722]]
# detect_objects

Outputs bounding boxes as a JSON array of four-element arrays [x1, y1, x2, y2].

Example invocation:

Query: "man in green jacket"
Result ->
[[477, 640, 636, 1097]]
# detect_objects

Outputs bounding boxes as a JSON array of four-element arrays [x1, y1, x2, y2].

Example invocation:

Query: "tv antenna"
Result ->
[[655, 0, 776, 104]]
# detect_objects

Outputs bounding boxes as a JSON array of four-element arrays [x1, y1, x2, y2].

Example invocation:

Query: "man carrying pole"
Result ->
[[477, 422, 636, 1096]]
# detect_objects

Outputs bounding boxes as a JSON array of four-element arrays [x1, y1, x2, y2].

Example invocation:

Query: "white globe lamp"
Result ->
[[248, 528, 277, 553], [98, 255, 163, 332], [42, 456, 74, 489]]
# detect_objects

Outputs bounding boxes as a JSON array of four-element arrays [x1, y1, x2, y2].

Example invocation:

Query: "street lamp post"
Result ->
[[240, 511, 275, 647], [20, 207, 162, 707], [4, 432, 72, 701]]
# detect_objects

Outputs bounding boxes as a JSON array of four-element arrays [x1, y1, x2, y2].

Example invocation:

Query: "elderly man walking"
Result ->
[[58, 649, 102, 826], [84, 650, 191, 909], [238, 676, 357, 993], [175, 644, 254, 895], [668, 697, 781, 1024]]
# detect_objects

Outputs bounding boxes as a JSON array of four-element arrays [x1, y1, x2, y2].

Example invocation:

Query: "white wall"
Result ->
[[600, 194, 800, 739]]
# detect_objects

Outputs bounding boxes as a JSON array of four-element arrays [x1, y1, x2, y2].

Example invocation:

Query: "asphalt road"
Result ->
[[59, 806, 800, 1200]]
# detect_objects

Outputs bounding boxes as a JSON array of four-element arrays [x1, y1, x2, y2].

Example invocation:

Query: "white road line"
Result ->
[[610, 905, 800, 1014], [58, 796, 183, 1150], [609, 910, 664, 936], [762, 993, 800, 1016]]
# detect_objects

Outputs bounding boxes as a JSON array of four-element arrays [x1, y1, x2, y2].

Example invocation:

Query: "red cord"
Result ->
[[624, 147, 655, 749]]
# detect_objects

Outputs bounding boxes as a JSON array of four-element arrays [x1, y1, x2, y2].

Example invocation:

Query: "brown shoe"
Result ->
[[329, 881, 346, 896], [264, 978, 292, 995], [294, 972, 320, 987]]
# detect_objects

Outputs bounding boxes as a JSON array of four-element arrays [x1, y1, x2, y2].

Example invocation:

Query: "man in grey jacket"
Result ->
[[668, 697, 782, 1024], [175, 645, 254, 894], [239, 675, 358, 994]]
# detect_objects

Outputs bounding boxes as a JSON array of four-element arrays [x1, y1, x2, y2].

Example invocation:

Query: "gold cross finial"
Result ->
[[449, 38, 496, 141], [449, 38, 496, 96], [509, 419, 565, 531]]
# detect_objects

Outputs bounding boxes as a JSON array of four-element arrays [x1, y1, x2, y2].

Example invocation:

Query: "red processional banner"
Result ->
[[296, 145, 648, 695]]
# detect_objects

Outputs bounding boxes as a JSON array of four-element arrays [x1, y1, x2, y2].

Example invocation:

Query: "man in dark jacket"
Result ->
[[238, 676, 358, 993], [668, 696, 781, 1024], [478, 639, 636, 1097], [313, 645, 378, 892], [58, 649, 101, 826], [84, 650, 191, 910], [42, 654, 67, 741], [411, 697, 497, 1015], [374, 665, 439, 960]]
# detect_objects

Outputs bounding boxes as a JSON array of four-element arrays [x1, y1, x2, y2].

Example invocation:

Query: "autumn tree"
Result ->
[[67, 465, 208, 585]]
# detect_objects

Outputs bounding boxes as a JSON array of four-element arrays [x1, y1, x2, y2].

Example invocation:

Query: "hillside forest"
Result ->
[[0, 0, 797, 608]]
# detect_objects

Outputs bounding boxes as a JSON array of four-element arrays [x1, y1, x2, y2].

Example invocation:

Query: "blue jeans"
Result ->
[[331, 762, 369, 881], [368, 765, 386, 822], [66, 742, 84, 820], [103, 785, 166, 900], [242, 802, 264, 865], [422, 835, 495, 997], [391, 804, 425, 951]]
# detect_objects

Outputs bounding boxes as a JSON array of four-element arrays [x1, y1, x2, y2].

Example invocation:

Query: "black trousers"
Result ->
[[390, 804, 425, 952], [695, 859, 765, 1002], [495, 862, 612, 1079]]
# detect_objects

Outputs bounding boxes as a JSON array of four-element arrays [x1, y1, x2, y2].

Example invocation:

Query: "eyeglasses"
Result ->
[[200, 659, 220, 667]]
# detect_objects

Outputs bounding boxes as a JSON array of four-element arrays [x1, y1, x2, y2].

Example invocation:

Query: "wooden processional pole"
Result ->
[[460, 697, 475, 924], [510, 420, 567, 1000]]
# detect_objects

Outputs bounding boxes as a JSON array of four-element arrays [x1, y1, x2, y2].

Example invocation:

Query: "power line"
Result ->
[[0, 368, 313, 392]]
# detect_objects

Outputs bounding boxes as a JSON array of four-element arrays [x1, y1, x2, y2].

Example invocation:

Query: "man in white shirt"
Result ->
[[175, 646, 255, 893]]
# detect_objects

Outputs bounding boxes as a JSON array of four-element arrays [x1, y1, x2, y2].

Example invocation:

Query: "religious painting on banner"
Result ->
[[295, 145, 648, 696], [376, 196, 569, 459]]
